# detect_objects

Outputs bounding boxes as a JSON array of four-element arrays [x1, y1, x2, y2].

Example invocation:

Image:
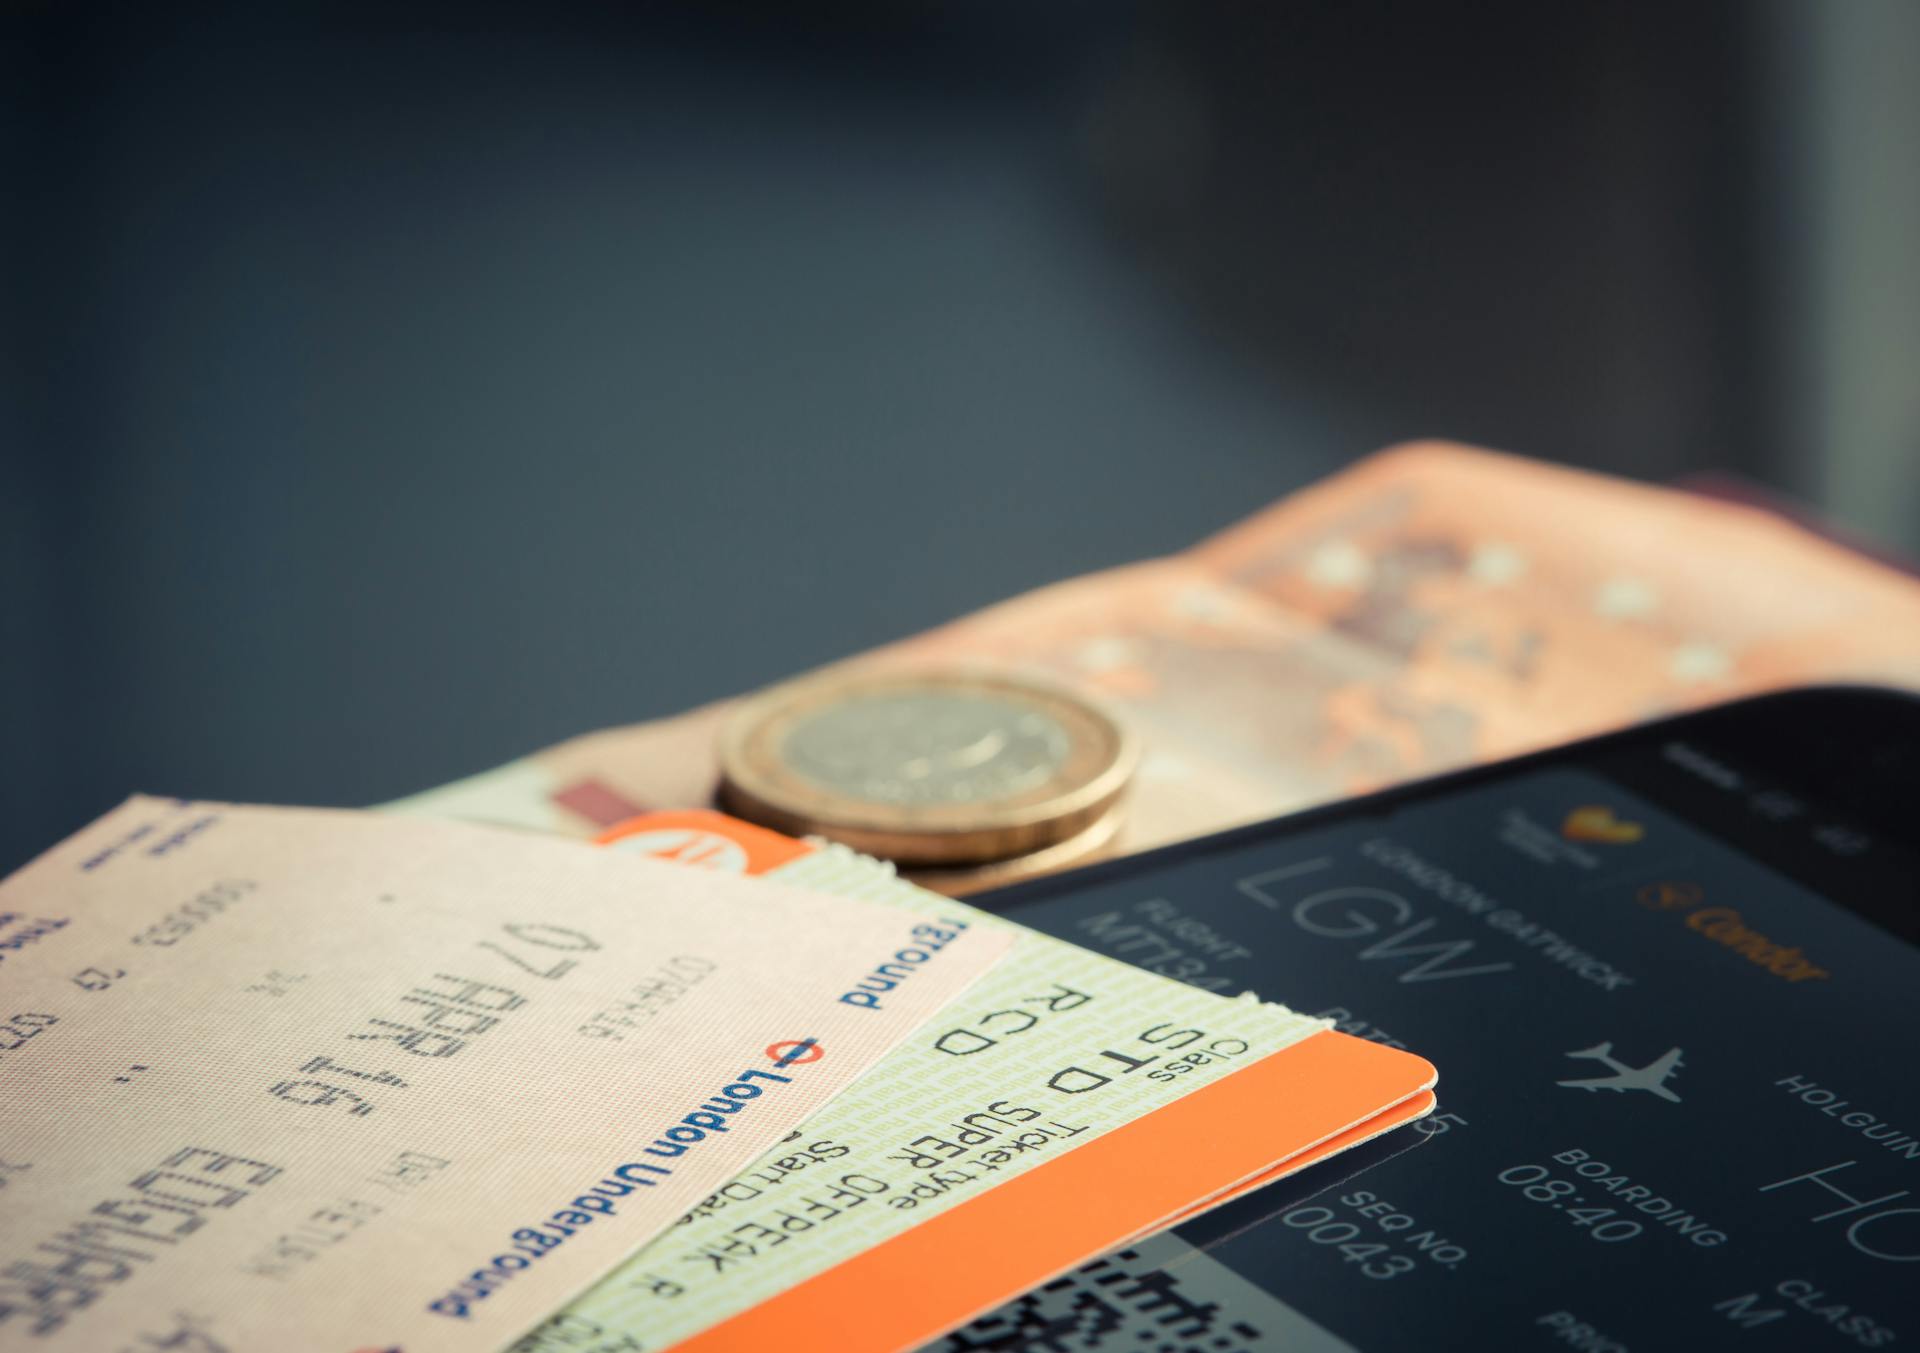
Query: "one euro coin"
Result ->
[[716, 668, 1138, 866]]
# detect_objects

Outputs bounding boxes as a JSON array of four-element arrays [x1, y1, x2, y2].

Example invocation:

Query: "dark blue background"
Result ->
[[4, 3, 1897, 871]]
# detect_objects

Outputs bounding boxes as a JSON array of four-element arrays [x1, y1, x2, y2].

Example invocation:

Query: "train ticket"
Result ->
[[505, 812, 1434, 1353], [0, 797, 1009, 1352]]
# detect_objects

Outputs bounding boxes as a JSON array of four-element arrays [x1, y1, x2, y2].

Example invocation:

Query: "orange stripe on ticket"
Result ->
[[670, 1031, 1436, 1353], [1159, 1088, 1436, 1231], [596, 810, 816, 876]]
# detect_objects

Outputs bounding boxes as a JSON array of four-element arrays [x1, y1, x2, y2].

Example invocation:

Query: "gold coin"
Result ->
[[717, 668, 1138, 865], [902, 803, 1123, 897]]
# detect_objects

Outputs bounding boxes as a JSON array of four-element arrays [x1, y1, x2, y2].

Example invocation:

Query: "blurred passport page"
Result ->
[[507, 811, 1436, 1353], [0, 796, 1009, 1352]]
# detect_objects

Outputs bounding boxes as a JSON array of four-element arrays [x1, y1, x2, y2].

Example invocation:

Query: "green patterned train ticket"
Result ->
[[501, 811, 1328, 1353]]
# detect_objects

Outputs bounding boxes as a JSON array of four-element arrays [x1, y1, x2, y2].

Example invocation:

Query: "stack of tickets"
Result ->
[[0, 797, 1434, 1352]]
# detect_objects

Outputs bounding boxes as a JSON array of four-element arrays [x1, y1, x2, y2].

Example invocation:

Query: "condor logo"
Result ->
[[1685, 908, 1831, 983], [1634, 882, 1831, 984]]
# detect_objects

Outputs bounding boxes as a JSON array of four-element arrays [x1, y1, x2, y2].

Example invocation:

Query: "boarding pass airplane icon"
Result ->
[[1557, 1041, 1684, 1103]]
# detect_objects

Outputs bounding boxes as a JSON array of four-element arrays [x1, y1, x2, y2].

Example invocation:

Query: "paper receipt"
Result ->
[[509, 813, 1332, 1352], [0, 797, 1008, 1351]]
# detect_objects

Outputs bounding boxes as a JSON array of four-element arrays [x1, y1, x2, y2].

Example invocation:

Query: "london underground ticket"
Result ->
[[0, 797, 1008, 1351], [506, 812, 1436, 1353]]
